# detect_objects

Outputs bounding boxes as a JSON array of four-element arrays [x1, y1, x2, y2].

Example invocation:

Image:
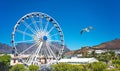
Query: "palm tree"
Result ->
[[109, 50, 118, 60], [91, 50, 97, 57]]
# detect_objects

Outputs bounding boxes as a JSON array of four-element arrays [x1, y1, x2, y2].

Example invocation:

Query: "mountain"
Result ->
[[1, 39, 120, 55], [65, 39, 120, 56], [16, 42, 70, 54], [0, 43, 12, 54], [93, 39, 120, 49], [65, 46, 92, 57], [0, 42, 70, 54]]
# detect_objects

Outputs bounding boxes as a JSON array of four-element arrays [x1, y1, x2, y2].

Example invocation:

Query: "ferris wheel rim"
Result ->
[[11, 12, 65, 66]]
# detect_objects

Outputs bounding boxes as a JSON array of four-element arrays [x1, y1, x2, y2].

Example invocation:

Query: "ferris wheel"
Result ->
[[11, 12, 64, 67]]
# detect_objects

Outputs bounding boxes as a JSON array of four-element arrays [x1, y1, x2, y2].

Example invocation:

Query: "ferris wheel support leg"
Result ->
[[33, 42, 43, 64], [47, 46, 58, 63], [46, 46, 52, 58], [27, 42, 43, 65], [19, 43, 38, 55]]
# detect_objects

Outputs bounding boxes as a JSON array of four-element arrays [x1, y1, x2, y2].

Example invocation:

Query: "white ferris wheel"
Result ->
[[11, 12, 64, 67]]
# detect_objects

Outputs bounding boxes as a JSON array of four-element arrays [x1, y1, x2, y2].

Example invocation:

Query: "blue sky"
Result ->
[[0, 0, 120, 50]]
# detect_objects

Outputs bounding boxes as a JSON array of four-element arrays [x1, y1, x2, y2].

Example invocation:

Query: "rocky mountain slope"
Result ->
[[0, 43, 12, 54], [65, 39, 120, 56], [0, 42, 70, 54], [93, 39, 120, 49]]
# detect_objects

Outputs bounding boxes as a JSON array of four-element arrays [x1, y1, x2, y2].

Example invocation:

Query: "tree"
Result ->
[[112, 60, 120, 70], [29, 65, 39, 71], [52, 63, 83, 71], [89, 62, 107, 71], [72, 65, 83, 71], [109, 50, 118, 60], [0, 54, 11, 71], [97, 52, 111, 64], [10, 64, 26, 71], [0, 52, 4, 54], [91, 50, 97, 57]]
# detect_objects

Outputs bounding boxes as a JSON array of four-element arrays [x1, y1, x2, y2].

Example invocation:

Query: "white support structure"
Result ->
[[11, 12, 64, 69]]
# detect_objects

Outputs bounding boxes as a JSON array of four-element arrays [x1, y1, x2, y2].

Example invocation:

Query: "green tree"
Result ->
[[29, 65, 39, 71], [112, 60, 120, 70], [89, 62, 107, 71], [72, 65, 83, 71], [53, 63, 83, 71], [10, 64, 26, 71], [0, 54, 11, 71], [97, 52, 111, 64], [106, 68, 118, 71], [83, 51, 89, 58], [0, 52, 4, 54], [109, 50, 118, 60], [90, 50, 97, 58]]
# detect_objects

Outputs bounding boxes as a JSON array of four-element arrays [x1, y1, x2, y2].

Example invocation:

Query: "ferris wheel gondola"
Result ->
[[11, 12, 64, 67]]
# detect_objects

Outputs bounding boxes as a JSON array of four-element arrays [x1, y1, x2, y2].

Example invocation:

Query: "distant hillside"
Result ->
[[16, 42, 70, 54], [0, 43, 12, 54], [0, 42, 70, 54], [65, 39, 120, 56], [65, 46, 92, 56], [93, 39, 120, 49], [1, 39, 120, 55]]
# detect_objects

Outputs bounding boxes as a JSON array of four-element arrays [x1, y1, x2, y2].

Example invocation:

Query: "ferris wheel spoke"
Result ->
[[50, 44, 60, 51], [46, 48, 51, 57], [45, 45, 52, 57], [19, 42, 39, 55], [47, 43, 57, 56], [47, 45, 58, 60], [44, 21, 49, 32], [47, 26, 55, 34], [28, 42, 43, 65], [50, 43, 63, 58], [25, 46, 38, 64], [15, 39, 34, 44], [43, 47, 49, 58], [31, 17, 40, 31], [16, 29, 34, 37], [22, 21, 36, 34], [12, 12, 64, 66], [50, 40, 61, 43], [49, 33, 59, 38], [34, 42, 43, 61], [39, 17, 43, 30]]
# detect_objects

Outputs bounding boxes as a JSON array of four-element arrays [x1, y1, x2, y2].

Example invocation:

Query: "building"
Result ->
[[59, 57, 98, 64]]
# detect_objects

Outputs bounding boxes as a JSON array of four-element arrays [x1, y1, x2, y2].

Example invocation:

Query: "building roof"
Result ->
[[59, 58, 98, 63]]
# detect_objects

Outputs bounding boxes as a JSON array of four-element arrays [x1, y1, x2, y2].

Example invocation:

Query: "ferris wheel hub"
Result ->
[[12, 12, 64, 68], [33, 30, 49, 42], [43, 36, 48, 41]]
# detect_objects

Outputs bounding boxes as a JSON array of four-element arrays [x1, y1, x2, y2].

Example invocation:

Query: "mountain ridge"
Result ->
[[0, 42, 70, 54], [65, 39, 120, 56]]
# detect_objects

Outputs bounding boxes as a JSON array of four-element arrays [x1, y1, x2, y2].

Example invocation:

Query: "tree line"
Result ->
[[0, 50, 120, 71]]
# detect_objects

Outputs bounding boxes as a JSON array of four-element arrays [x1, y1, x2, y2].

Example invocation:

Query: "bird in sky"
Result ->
[[80, 26, 93, 35]]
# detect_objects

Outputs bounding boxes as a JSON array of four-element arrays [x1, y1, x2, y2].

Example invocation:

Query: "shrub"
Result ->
[[112, 60, 120, 65], [52, 63, 83, 71], [0, 54, 11, 71], [29, 65, 39, 71], [112, 60, 120, 70], [89, 62, 107, 71], [106, 68, 118, 71], [10, 64, 26, 71]]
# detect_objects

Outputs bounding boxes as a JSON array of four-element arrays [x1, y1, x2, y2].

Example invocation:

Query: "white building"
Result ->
[[59, 57, 98, 64], [95, 50, 106, 54]]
